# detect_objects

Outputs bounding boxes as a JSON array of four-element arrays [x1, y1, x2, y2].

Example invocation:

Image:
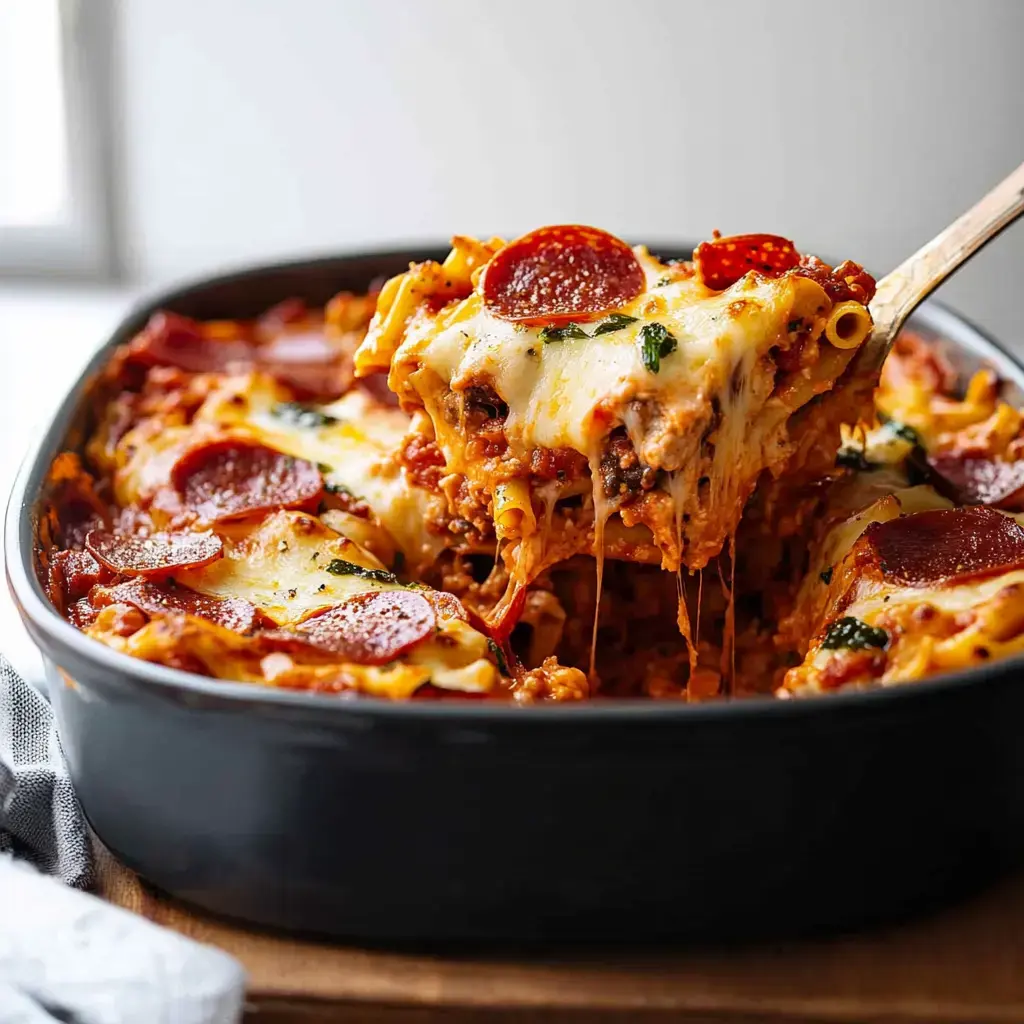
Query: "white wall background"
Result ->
[[115, 0, 1024, 345]]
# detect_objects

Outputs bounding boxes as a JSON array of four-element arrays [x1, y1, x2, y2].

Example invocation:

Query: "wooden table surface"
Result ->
[[95, 842, 1024, 1024]]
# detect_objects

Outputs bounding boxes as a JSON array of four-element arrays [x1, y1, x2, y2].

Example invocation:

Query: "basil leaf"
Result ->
[[539, 322, 588, 344], [877, 411, 923, 448], [638, 322, 678, 374], [271, 402, 340, 428], [835, 447, 877, 472], [592, 313, 639, 336], [324, 481, 356, 497], [324, 559, 398, 584], [888, 420, 922, 446], [820, 616, 888, 651], [486, 638, 510, 676]]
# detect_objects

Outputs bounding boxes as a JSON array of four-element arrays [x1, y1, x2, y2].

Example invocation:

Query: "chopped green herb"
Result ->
[[592, 313, 639, 336], [316, 462, 332, 474], [888, 420, 922, 446], [655, 276, 674, 288], [324, 481, 357, 498], [486, 638, 510, 676], [324, 559, 398, 583], [819, 566, 834, 585], [787, 318, 803, 332], [877, 412, 923, 447], [271, 402, 340, 428], [539, 322, 588, 344], [836, 447, 877, 472], [638, 322, 677, 374], [821, 616, 888, 651]]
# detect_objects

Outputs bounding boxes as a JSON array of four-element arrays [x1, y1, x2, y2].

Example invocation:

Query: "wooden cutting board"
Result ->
[[95, 842, 1024, 1023]]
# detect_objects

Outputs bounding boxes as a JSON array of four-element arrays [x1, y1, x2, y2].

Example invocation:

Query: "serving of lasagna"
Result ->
[[37, 226, 1024, 701]]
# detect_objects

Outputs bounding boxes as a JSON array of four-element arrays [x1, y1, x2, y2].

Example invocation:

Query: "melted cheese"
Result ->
[[364, 243, 867, 586], [355, 239, 875, 687], [172, 509, 499, 694], [176, 510, 399, 625], [393, 266, 829, 466], [368, 251, 847, 581], [165, 373, 450, 566], [90, 603, 497, 698]]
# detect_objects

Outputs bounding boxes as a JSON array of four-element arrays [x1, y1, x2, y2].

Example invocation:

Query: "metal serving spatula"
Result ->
[[864, 160, 1024, 375]]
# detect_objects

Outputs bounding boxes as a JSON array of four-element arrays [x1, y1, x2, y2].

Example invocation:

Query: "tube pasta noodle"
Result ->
[[773, 345, 861, 411], [493, 479, 536, 539], [825, 300, 873, 350]]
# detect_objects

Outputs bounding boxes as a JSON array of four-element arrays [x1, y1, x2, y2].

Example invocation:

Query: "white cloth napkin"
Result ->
[[0, 655, 246, 1024]]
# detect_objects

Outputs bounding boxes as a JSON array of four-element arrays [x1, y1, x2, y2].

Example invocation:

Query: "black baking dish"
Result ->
[[8, 246, 1024, 943]]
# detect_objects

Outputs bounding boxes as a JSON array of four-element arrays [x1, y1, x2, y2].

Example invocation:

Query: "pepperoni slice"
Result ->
[[863, 506, 1024, 587], [481, 225, 645, 326], [357, 371, 401, 408], [47, 549, 109, 608], [256, 331, 352, 400], [103, 578, 262, 633], [85, 529, 224, 577], [172, 441, 324, 522], [128, 312, 253, 373], [694, 233, 800, 291], [257, 298, 308, 332], [926, 454, 1024, 509], [292, 590, 436, 664]]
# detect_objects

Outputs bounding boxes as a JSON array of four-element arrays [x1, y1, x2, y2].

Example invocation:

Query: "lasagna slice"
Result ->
[[355, 227, 877, 612]]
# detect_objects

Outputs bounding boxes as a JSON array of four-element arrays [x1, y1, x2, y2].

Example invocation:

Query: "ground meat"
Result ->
[[464, 420, 509, 460], [463, 384, 508, 420], [514, 657, 590, 702], [599, 429, 657, 498], [459, 383, 510, 460], [774, 335, 813, 374], [401, 434, 447, 490], [793, 255, 876, 305], [529, 446, 588, 483]]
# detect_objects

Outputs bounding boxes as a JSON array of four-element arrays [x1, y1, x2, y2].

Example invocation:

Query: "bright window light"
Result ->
[[0, 0, 111, 278], [0, 0, 69, 227]]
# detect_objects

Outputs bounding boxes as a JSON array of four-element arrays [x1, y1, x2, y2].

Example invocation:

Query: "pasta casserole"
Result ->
[[37, 226, 1024, 701]]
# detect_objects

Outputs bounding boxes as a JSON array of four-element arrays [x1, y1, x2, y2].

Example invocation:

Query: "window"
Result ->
[[0, 0, 113, 278]]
